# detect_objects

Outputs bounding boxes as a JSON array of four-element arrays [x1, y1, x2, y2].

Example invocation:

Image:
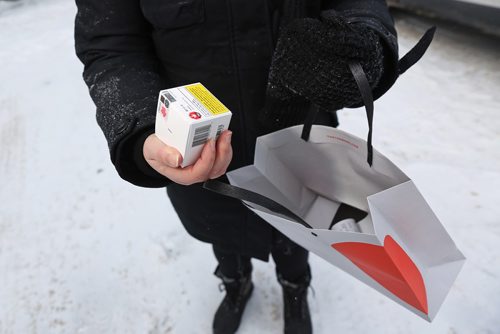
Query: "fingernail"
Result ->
[[225, 131, 232, 143], [210, 138, 216, 150], [168, 154, 180, 167]]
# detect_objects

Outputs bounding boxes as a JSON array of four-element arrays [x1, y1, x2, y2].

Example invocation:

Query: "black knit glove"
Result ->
[[260, 11, 385, 130]]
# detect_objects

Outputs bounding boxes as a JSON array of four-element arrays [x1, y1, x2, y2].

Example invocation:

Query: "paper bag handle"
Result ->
[[203, 179, 313, 229], [301, 26, 436, 166]]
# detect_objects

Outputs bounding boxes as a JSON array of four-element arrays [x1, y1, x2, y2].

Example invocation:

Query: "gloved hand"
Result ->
[[266, 11, 385, 112]]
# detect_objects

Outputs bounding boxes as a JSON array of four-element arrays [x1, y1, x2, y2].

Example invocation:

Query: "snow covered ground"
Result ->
[[0, 1, 499, 333]]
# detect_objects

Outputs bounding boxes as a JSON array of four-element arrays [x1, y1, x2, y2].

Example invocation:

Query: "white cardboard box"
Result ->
[[155, 83, 232, 167]]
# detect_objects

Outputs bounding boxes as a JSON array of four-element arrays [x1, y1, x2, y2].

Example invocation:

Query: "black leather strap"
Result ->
[[349, 62, 375, 166], [204, 180, 369, 231], [300, 62, 374, 165], [203, 179, 312, 229], [301, 62, 374, 165], [300, 103, 320, 141], [399, 26, 436, 75]]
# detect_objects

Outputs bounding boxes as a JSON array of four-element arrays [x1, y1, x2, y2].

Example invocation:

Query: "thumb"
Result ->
[[143, 134, 183, 168]]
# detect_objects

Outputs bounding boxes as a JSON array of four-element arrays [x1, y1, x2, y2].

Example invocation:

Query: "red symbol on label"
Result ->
[[160, 104, 167, 118], [189, 112, 202, 120]]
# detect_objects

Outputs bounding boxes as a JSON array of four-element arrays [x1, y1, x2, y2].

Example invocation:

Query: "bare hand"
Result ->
[[143, 131, 233, 185]]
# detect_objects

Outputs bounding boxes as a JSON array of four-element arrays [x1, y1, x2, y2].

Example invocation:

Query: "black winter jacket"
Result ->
[[75, 0, 399, 260]]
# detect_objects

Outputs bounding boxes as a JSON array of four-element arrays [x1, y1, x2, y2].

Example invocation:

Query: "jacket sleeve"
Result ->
[[321, 0, 399, 100], [75, 0, 171, 188]]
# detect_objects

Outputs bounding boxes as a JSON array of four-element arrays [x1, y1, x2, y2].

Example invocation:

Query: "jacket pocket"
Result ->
[[141, 0, 205, 30]]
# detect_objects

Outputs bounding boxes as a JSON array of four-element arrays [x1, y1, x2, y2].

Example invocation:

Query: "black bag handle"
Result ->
[[398, 26, 437, 75], [301, 62, 375, 164], [301, 26, 436, 166], [203, 179, 312, 229], [350, 61, 375, 165], [204, 179, 369, 231]]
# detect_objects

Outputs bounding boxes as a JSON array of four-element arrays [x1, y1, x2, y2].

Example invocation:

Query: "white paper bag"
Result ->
[[221, 125, 465, 322]]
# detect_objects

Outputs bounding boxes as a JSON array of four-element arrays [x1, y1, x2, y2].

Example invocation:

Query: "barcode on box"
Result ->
[[216, 124, 224, 138], [192, 125, 211, 147]]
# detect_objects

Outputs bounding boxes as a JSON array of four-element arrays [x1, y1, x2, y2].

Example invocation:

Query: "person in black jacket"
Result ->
[[75, 1, 399, 333]]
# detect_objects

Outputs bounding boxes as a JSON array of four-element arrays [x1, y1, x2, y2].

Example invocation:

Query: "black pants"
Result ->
[[213, 229, 309, 282]]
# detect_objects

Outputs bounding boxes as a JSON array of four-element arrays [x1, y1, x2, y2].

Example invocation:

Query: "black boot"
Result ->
[[278, 268, 312, 334], [213, 266, 254, 334]]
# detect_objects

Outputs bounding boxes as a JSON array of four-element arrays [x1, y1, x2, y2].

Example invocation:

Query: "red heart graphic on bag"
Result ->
[[332, 235, 428, 314]]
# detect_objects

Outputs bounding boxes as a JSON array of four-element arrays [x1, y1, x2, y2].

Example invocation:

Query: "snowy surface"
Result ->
[[1, 1, 499, 333]]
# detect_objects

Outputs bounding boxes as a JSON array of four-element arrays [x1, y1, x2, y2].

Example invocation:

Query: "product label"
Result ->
[[185, 83, 230, 116]]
